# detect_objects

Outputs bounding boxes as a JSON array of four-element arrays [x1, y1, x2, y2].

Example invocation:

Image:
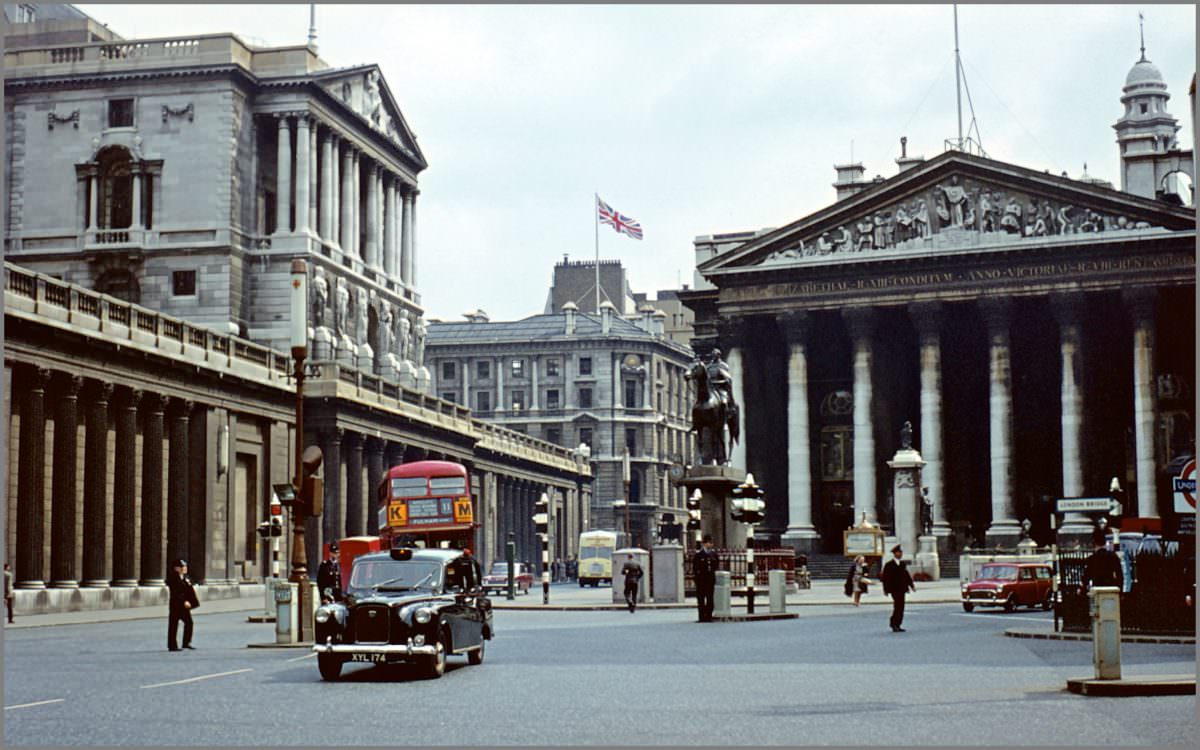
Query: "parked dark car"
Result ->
[[311, 547, 493, 680], [962, 562, 1054, 612], [481, 561, 533, 596]]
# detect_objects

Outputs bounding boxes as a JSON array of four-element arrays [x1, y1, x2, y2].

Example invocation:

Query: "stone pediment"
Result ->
[[313, 64, 425, 165], [703, 151, 1195, 272]]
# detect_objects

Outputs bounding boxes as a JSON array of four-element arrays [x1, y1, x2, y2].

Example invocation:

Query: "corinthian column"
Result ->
[[383, 176, 397, 277], [320, 131, 334, 242], [778, 312, 819, 551], [49, 374, 84, 588], [166, 399, 194, 567], [112, 388, 141, 586], [843, 307, 877, 524], [909, 301, 949, 538], [400, 188, 414, 288], [345, 432, 364, 537], [717, 317, 747, 471], [139, 393, 166, 586], [980, 298, 1019, 546], [340, 146, 354, 253], [275, 114, 291, 234], [410, 189, 419, 288], [16, 367, 51, 588], [1051, 294, 1092, 535], [1125, 288, 1159, 518], [295, 115, 310, 235], [365, 163, 380, 268], [81, 380, 113, 587]]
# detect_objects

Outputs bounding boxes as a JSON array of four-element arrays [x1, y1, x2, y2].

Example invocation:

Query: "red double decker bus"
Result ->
[[376, 460, 476, 550]]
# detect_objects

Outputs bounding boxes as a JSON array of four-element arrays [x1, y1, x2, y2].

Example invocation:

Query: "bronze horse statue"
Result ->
[[685, 356, 740, 466]]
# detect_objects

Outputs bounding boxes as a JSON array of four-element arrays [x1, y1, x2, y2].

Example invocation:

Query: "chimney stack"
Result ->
[[651, 309, 667, 337], [599, 300, 616, 334], [833, 162, 868, 201], [562, 301, 578, 335]]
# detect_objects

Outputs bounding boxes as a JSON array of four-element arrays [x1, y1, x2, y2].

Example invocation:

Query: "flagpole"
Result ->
[[594, 193, 600, 313]]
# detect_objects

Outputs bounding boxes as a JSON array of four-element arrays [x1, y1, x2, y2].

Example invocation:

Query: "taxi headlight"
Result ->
[[415, 608, 432, 624], [315, 607, 332, 623]]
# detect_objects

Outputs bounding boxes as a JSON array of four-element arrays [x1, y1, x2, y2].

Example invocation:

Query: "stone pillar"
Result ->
[[87, 173, 98, 231], [131, 165, 143, 230], [502, 478, 515, 556], [462, 357, 471, 407], [344, 432, 364, 537], [887, 446, 926, 562], [49, 374, 83, 588], [139, 393, 166, 586], [366, 438, 385, 536], [339, 146, 354, 253], [980, 298, 1020, 545], [16, 367, 51, 588], [724, 333, 747, 471], [309, 120, 319, 234], [1051, 294, 1092, 535], [1125, 289, 1159, 518], [81, 380, 113, 587], [112, 388, 141, 586], [495, 355, 505, 415], [843, 307, 877, 524], [351, 150, 361, 259], [530, 355, 540, 411], [365, 164, 380, 268], [320, 428, 343, 554], [410, 189, 419, 288], [909, 301, 950, 539], [401, 188, 414, 287], [330, 136, 341, 246], [275, 114, 291, 234], [166, 399, 193, 567], [383, 176, 397, 277], [779, 312, 819, 552], [294, 115, 310, 235], [612, 352, 624, 411], [320, 131, 334, 242], [187, 406, 208, 582]]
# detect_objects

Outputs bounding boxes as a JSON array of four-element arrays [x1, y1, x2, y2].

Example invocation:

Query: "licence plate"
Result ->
[[350, 653, 388, 663]]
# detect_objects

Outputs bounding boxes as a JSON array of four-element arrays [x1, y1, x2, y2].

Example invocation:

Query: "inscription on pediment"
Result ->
[[760, 176, 1163, 264]]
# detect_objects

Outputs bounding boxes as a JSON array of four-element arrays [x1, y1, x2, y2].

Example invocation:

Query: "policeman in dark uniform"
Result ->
[[620, 554, 644, 613], [693, 535, 720, 622], [1084, 532, 1124, 591], [166, 559, 199, 651], [316, 542, 341, 604]]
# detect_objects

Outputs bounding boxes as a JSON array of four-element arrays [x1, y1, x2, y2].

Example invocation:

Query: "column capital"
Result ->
[[1122, 286, 1157, 323], [56, 372, 84, 399], [777, 311, 811, 346], [841, 306, 876, 340], [274, 112, 291, 125], [86, 378, 113, 403], [343, 431, 364, 449], [320, 426, 344, 444], [123, 387, 144, 409], [907, 301, 943, 338], [978, 297, 1012, 332], [166, 397, 195, 417], [140, 391, 164, 414], [1049, 292, 1086, 330], [26, 365, 52, 391], [366, 436, 387, 455], [714, 315, 745, 349]]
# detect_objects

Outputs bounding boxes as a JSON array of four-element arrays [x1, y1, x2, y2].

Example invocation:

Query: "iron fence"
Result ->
[[1058, 548, 1194, 635]]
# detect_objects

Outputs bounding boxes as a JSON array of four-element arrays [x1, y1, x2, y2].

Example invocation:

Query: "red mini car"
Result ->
[[962, 562, 1054, 612], [482, 561, 533, 596]]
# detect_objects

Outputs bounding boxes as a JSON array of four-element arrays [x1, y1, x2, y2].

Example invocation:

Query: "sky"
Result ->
[[76, 3, 1197, 323]]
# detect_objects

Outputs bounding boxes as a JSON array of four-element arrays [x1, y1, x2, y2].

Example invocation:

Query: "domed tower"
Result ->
[[1112, 22, 1193, 201]]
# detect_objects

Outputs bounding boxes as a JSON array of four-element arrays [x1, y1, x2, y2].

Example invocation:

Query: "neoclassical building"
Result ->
[[427, 302, 696, 549], [681, 54, 1195, 557]]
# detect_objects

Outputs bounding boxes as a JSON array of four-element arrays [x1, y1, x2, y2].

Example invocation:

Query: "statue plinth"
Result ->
[[886, 447, 925, 562], [682, 465, 747, 550]]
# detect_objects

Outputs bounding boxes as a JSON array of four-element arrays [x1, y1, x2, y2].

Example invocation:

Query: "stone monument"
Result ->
[[887, 421, 939, 579]]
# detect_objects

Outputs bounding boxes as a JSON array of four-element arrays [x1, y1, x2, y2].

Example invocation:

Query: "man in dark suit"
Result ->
[[693, 535, 720, 622], [166, 559, 199, 651], [1084, 533, 1124, 591], [317, 541, 342, 604], [620, 554, 644, 613], [880, 545, 915, 632]]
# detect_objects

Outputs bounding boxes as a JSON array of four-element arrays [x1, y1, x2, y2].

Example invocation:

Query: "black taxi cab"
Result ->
[[311, 547, 493, 680]]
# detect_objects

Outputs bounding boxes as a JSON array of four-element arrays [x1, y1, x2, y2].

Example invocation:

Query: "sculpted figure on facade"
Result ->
[[413, 318, 428, 365], [354, 287, 370, 345], [833, 225, 853, 253], [1056, 205, 1074, 234], [874, 211, 892, 248], [1079, 209, 1103, 232], [936, 176, 972, 228], [1000, 196, 1023, 234], [893, 204, 912, 243], [334, 278, 351, 336], [979, 190, 1000, 232], [378, 302, 394, 356], [311, 267, 329, 329], [855, 218, 875, 251], [398, 313, 412, 361], [912, 199, 930, 239], [815, 233, 833, 254]]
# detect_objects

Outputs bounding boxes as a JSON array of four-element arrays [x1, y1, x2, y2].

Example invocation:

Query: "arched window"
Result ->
[[95, 268, 141, 304], [97, 146, 134, 229]]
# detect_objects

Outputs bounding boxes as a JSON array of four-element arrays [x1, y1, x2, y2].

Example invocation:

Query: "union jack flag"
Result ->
[[597, 196, 643, 240]]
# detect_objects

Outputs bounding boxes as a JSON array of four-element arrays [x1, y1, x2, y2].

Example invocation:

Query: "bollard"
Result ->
[[768, 569, 786, 614], [274, 582, 296, 644], [714, 571, 732, 618], [1090, 586, 1121, 680]]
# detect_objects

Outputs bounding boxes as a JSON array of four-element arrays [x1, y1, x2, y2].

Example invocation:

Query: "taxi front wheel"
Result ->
[[468, 638, 485, 665], [423, 629, 448, 679], [318, 653, 342, 681]]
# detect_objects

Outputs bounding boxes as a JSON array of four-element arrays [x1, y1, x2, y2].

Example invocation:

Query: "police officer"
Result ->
[[1084, 532, 1124, 591], [317, 542, 341, 604], [166, 559, 199, 651], [620, 554, 644, 613], [693, 535, 720, 622]]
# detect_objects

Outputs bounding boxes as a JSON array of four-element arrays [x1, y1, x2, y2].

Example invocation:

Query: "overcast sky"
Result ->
[[77, 3, 1196, 323]]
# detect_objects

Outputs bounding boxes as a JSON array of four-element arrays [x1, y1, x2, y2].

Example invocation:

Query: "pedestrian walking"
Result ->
[[1083, 532, 1124, 591], [620, 554, 644, 613], [317, 541, 342, 603], [4, 562, 14, 624], [693, 535, 719, 622], [880, 545, 915, 632], [844, 554, 870, 606], [166, 559, 199, 651]]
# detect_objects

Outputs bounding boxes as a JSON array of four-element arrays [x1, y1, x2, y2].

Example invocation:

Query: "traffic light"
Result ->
[[533, 494, 549, 537], [298, 445, 324, 517], [686, 489, 702, 532], [257, 520, 272, 539], [730, 473, 766, 525], [269, 495, 283, 536]]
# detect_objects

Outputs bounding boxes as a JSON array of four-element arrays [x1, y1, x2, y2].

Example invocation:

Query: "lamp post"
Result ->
[[288, 258, 314, 642]]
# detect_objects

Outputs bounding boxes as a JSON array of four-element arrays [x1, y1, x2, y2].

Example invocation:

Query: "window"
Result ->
[[511, 390, 525, 411], [477, 361, 490, 380], [1139, 103, 1148, 114], [578, 387, 593, 409], [15, 4, 36, 23], [626, 428, 637, 456], [624, 379, 639, 408], [108, 98, 134, 128], [546, 359, 560, 377], [511, 359, 525, 378], [657, 393, 663, 411], [476, 391, 491, 412], [546, 389, 560, 409], [172, 270, 196, 296], [579, 356, 592, 375], [96, 146, 134, 229], [657, 362, 662, 379], [442, 361, 456, 380], [546, 427, 562, 445], [441, 391, 457, 403], [579, 427, 593, 448]]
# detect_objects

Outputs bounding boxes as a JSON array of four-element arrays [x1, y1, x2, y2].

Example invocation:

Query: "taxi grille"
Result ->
[[352, 605, 390, 643]]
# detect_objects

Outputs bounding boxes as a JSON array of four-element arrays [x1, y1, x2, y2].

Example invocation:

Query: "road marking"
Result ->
[[956, 613, 1053, 624], [6, 699, 66, 711], [287, 652, 316, 662], [140, 668, 253, 689]]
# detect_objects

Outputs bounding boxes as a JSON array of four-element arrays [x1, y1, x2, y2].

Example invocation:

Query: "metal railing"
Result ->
[[683, 548, 795, 592], [1057, 549, 1195, 635]]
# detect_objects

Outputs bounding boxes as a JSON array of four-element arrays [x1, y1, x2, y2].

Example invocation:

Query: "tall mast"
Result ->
[[307, 3, 318, 51], [1138, 11, 1146, 61], [954, 4, 963, 149]]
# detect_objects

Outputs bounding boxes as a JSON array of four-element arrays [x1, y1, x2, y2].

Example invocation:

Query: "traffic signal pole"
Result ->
[[288, 259, 312, 644]]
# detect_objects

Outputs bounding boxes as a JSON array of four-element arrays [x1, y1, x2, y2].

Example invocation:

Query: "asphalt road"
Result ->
[[4, 598, 1195, 746]]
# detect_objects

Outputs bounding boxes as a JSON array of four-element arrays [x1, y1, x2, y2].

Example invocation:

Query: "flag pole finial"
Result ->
[[1138, 12, 1146, 62], [308, 3, 318, 51]]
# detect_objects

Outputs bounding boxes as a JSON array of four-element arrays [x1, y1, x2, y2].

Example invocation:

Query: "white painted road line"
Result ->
[[956, 613, 1054, 624], [140, 668, 253, 689], [287, 652, 316, 662], [5, 699, 66, 711]]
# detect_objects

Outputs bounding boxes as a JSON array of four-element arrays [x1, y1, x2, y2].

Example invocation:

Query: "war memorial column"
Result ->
[[843, 307, 877, 524], [778, 311, 818, 550], [1125, 288, 1159, 518], [909, 301, 948, 538], [980, 298, 1019, 545]]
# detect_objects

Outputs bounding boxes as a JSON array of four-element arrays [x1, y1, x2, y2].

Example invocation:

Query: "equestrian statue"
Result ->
[[685, 348, 741, 466]]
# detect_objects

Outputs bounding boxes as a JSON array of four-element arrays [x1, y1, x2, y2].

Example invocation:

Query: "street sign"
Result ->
[[1172, 459, 1195, 513], [1056, 497, 1122, 514]]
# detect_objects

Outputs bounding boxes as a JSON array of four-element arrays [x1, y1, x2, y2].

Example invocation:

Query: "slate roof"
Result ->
[[427, 312, 655, 344]]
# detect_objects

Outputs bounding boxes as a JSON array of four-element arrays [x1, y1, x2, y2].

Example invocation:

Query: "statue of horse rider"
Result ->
[[706, 348, 734, 409], [687, 347, 741, 466]]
